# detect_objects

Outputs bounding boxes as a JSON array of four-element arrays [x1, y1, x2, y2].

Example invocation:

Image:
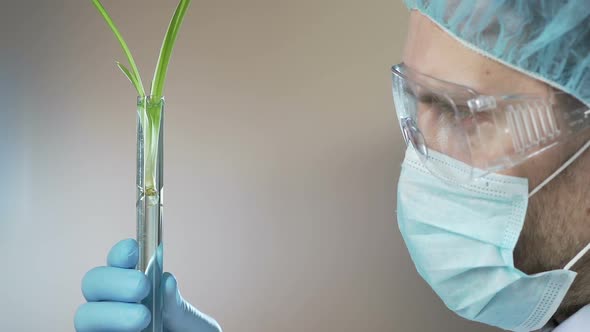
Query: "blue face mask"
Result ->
[[397, 146, 590, 332]]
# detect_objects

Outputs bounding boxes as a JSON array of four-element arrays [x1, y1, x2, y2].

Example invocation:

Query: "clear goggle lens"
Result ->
[[391, 64, 590, 183]]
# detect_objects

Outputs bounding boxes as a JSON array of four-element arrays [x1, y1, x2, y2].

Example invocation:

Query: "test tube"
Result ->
[[136, 95, 165, 332]]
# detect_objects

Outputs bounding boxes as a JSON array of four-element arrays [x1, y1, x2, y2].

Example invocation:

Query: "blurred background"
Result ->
[[0, 1, 498, 331]]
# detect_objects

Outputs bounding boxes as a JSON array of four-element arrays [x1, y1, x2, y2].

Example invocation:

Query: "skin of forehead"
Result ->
[[402, 11, 551, 97]]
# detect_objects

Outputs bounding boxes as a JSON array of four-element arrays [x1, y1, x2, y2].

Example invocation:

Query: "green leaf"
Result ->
[[91, 1, 191, 190], [116, 61, 143, 96], [92, 0, 145, 97], [150, 0, 191, 99]]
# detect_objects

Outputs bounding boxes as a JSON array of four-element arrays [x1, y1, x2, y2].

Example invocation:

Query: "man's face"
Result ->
[[401, 11, 590, 319]]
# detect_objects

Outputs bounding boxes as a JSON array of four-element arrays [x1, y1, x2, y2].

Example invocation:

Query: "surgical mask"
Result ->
[[397, 143, 590, 332]]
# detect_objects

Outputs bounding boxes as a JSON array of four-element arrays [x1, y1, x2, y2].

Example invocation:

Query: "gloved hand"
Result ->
[[553, 304, 590, 332], [74, 239, 222, 332]]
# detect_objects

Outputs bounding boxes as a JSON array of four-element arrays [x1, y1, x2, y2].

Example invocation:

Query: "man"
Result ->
[[74, 1, 590, 331], [394, 1, 589, 331]]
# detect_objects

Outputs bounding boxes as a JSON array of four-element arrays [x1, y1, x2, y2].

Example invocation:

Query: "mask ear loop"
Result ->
[[529, 140, 590, 197], [565, 243, 590, 270]]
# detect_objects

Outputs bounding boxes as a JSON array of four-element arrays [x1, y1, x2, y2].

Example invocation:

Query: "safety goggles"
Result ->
[[391, 63, 590, 183]]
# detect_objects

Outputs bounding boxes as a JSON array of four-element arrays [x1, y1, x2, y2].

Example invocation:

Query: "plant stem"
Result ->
[[139, 97, 164, 191]]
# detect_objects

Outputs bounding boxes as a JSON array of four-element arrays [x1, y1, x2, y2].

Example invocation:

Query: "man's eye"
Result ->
[[416, 94, 477, 132], [438, 102, 456, 114], [455, 105, 472, 119], [418, 95, 455, 115]]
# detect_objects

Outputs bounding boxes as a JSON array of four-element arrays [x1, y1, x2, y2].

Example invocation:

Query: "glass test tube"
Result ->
[[136, 95, 165, 332]]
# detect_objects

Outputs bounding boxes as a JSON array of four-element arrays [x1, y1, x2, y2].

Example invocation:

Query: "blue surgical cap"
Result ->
[[405, 0, 590, 108]]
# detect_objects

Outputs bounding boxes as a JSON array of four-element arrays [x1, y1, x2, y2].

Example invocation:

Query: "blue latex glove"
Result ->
[[553, 305, 590, 332], [74, 239, 222, 332]]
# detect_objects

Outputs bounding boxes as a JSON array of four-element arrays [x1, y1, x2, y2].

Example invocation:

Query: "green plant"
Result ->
[[92, 0, 191, 191]]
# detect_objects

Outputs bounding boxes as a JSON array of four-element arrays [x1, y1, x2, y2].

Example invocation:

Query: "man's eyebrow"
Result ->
[[414, 93, 454, 109], [416, 93, 475, 116], [399, 84, 471, 110], [417, 93, 441, 104], [420, 92, 473, 106], [401, 87, 438, 102]]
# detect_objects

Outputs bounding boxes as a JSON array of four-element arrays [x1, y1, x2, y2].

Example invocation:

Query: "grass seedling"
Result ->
[[92, 0, 191, 191]]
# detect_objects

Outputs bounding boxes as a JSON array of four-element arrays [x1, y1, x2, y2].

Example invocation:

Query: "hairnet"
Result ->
[[404, 0, 590, 108]]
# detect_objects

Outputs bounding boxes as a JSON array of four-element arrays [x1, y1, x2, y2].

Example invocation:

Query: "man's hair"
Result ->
[[514, 92, 590, 321]]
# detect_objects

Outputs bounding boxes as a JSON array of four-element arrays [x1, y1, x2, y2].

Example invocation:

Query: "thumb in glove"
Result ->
[[162, 272, 222, 332]]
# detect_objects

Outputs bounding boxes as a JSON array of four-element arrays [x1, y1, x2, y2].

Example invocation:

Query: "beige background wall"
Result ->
[[0, 1, 498, 331]]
